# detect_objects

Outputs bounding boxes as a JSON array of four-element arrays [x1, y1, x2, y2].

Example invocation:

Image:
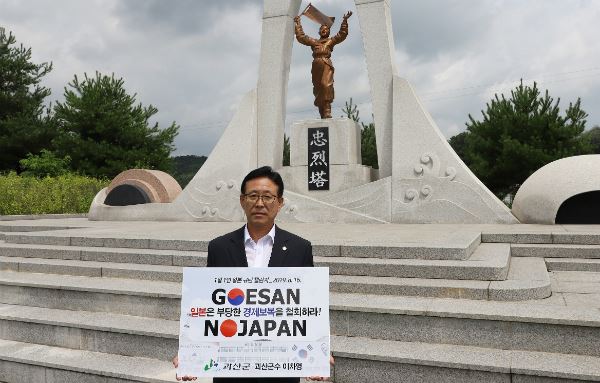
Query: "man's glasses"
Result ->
[[242, 193, 279, 204]]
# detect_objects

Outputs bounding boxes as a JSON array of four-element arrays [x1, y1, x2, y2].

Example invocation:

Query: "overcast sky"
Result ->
[[2, 0, 599, 157]]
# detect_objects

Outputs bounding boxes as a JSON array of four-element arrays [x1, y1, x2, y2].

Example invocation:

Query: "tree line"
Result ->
[[3, 28, 599, 199], [0, 29, 179, 180]]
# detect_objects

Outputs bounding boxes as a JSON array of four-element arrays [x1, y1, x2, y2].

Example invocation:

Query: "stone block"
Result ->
[[0, 319, 82, 349], [1, 245, 81, 260], [0, 258, 19, 271], [343, 309, 600, 357], [80, 249, 173, 266], [103, 238, 149, 249], [172, 254, 207, 267], [18, 261, 101, 277], [546, 258, 600, 272], [0, 360, 46, 383], [511, 375, 595, 383], [330, 275, 489, 300], [552, 281, 600, 294], [312, 244, 340, 257], [510, 350, 600, 382], [482, 232, 553, 244], [279, 164, 372, 197], [489, 280, 551, 301], [329, 309, 348, 336], [101, 266, 182, 283], [71, 236, 106, 247], [46, 369, 110, 383], [148, 239, 208, 251], [0, 283, 180, 321], [511, 244, 600, 259], [333, 357, 510, 383], [80, 329, 177, 360], [290, 118, 362, 167], [262, 0, 301, 19], [552, 233, 600, 245], [5, 233, 71, 245], [317, 247, 509, 281]]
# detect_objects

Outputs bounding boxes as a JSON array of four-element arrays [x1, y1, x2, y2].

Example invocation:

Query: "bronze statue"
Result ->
[[294, 9, 352, 119]]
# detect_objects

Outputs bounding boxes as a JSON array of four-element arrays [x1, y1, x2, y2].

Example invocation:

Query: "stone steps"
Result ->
[[330, 257, 550, 300], [2, 230, 481, 260], [320, 243, 509, 280], [546, 258, 600, 272], [330, 292, 600, 357], [0, 254, 545, 300], [0, 242, 207, 266], [0, 303, 177, 361], [0, 270, 181, 320], [0, 241, 509, 280], [483, 231, 600, 245], [332, 336, 600, 383], [0, 269, 586, 357], [0, 256, 185, 282], [512, 243, 600, 258], [0, 338, 184, 383], [1, 219, 598, 382]]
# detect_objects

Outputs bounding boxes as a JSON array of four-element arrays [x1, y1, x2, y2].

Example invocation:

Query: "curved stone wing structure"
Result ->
[[391, 77, 517, 224], [512, 155, 600, 224]]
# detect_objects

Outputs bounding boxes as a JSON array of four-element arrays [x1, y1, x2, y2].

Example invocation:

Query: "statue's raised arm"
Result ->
[[294, 16, 318, 46], [331, 11, 352, 45]]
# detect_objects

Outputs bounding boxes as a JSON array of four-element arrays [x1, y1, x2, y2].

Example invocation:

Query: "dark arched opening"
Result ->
[[104, 184, 151, 206], [555, 191, 600, 224]]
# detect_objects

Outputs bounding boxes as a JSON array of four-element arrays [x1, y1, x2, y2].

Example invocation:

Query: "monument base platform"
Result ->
[[1, 217, 599, 382]]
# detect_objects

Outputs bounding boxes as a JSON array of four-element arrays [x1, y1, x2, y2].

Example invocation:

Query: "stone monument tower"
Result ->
[[88, 0, 518, 225]]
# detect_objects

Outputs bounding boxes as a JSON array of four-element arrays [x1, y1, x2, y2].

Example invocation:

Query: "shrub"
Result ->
[[0, 172, 108, 215], [19, 149, 71, 177]]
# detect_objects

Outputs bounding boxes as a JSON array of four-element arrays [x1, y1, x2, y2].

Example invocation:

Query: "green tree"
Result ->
[[0, 28, 55, 172], [456, 81, 591, 199], [448, 131, 468, 160], [19, 149, 71, 177], [581, 125, 600, 153], [341, 98, 378, 168], [171, 154, 207, 188], [283, 134, 290, 166], [53, 72, 179, 178]]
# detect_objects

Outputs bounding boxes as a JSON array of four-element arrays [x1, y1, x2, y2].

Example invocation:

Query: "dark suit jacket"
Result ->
[[208, 225, 313, 383], [207, 225, 313, 268]]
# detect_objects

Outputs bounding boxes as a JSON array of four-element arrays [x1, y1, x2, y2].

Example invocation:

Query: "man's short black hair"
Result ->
[[241, 166, 284, 197]]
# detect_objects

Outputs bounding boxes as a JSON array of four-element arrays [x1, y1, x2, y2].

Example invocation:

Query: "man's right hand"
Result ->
[[172, 355, 197, 381]]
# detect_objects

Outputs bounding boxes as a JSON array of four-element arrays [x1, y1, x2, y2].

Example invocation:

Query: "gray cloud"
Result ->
[[1, 0, 599, 158]]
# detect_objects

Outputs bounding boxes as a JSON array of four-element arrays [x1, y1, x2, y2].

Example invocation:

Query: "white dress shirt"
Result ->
[[243, 224, 275, 267]]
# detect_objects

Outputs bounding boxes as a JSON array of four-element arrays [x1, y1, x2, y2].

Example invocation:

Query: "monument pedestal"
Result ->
[[278, 118, 373, 197]]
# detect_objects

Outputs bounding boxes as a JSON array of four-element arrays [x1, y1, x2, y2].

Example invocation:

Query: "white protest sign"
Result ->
[[178, 267, 330, 378]]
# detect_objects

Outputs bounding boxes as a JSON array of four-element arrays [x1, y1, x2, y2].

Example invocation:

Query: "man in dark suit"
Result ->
[[175, 166, 322, 383]]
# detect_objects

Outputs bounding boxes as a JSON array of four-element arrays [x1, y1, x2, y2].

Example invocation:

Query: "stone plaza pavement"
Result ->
[[0, 217, 599, 382]]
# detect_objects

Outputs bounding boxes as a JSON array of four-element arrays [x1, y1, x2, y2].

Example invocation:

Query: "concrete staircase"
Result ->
[[0, 220, 599, 382]]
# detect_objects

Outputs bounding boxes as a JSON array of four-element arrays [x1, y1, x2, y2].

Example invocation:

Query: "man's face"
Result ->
[[319, 25, 330, 38], [240, 177, 283, 228]]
